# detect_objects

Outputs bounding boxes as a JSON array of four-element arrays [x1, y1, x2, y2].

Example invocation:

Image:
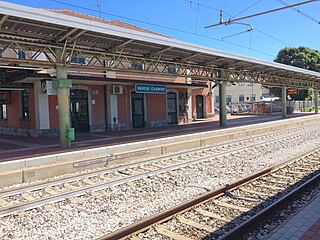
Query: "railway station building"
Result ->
[[0, 2, 319, 147]]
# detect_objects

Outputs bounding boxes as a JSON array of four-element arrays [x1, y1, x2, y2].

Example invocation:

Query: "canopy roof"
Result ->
[[0, 2, 319, 88]]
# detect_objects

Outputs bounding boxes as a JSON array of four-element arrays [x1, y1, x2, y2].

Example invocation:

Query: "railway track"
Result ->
[[101, 149, 320, 240], [0, 124, 319, 217]]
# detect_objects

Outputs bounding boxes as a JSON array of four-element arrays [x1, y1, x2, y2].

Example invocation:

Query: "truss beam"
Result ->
[[0, 39, 318, 88]]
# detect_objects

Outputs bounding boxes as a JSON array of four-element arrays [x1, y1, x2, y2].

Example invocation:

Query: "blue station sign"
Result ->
[[135, 84, 167, 94]]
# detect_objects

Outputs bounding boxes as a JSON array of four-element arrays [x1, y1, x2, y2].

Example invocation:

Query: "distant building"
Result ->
[[214, 82, 263, 105]]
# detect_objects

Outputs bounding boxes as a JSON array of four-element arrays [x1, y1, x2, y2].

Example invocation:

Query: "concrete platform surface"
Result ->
[[0, 113, 316, 163], [268, 193, 320, 240]]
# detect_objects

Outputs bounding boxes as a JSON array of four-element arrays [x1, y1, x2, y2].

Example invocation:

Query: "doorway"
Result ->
[[131, 92, 144, 128], [70, 89, 89, 132], [167, 92, 177, 124], [196, 95, 204, 119]]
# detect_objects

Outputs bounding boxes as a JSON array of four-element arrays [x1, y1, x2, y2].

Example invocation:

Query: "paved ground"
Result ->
[[0, 113, 314, 162], [268, 194, 320, 240]]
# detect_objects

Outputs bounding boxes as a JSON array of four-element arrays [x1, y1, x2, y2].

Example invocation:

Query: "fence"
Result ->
[[230, 101, 295, 115], [292, 100, 314, 111]]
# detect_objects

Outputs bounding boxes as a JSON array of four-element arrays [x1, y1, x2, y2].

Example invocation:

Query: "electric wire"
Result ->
[[182, 0, 295, 49], [44, 0, 277, 58], [231, 0, 264, 19], [275, 0, 320, 24]]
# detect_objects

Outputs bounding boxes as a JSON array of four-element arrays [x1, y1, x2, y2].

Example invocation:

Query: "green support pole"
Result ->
[[54, 49, 72, 147], [315, 89, 319, 114], [282, 85, 287, 118], [219, 71, 227, 126]]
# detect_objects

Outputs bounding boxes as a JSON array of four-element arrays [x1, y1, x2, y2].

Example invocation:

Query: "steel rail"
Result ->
[[222, 172, 320, 240], [0, 139, 286, 217], [98, 149, 320, 240], [1, 127, 316, 217], [1, 124, 314, 198]]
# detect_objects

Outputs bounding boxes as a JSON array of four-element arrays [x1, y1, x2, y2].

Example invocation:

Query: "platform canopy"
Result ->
[[0, 1, 320, 88]]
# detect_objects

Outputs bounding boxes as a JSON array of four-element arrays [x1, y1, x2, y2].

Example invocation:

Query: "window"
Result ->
[[70, 56, 87, 65], [166, 66, 178, 74], [215, 96, 220, 104], [105, 60, 115, 68], [238, 82, 245, 86], [226, 95, 232, 104], [239, 94, 244, 102], [21, 90, 30, 119], [130, 62, 144, 70], [250, 94, 256, 102], [17, 50, 27, 59], [0, 104, 7, 119]]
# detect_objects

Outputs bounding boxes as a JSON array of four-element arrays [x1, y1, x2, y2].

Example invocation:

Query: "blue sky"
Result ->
[[2, 0, 319, 62]]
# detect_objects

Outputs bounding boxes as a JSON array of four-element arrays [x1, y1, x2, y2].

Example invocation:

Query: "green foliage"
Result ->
[[301, 106, 320, 112], [274, 46, 320, 100], [275, 46, 320, 72], [305, 88, 313, 101]]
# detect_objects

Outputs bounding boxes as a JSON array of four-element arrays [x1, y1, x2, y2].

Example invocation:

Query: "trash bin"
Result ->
[[67, 128, 75, 141]]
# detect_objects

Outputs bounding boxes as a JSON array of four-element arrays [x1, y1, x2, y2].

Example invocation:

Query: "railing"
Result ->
[[230, 101, 295, 115]]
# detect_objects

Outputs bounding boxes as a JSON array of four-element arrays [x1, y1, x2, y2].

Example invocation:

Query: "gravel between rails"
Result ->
[[1, 127, 320, 239]]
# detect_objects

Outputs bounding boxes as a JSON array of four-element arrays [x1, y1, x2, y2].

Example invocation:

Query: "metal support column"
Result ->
[[219, 81, 227, 126], [282, 85, 287, 118], [315, 88, 319, 114], [54, 49, 72, 147]]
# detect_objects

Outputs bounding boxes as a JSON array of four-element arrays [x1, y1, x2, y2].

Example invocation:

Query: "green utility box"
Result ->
[[53, 78, 72, 88], [67, 128, 75, 141]]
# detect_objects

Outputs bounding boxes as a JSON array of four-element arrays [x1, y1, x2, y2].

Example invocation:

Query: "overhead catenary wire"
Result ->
[[182, 0, 295, 48], [205, 0, 317, 28], [45, 0, 277, 58], [275, 0, 320, 24], [231, 0, 263, 19]]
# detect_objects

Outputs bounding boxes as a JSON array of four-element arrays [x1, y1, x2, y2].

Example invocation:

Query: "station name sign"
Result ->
[[135, 84, 166, 94]]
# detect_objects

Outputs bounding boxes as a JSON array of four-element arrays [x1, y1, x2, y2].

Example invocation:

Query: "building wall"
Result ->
[[0, 89, 36, 136], [191, 87, 214, 119], [89, 85, 105, 131], [117, 86, 131, 125], [146, 94, 166, 121], [214, 82, 263, 104], [0, 47, 213, 136]]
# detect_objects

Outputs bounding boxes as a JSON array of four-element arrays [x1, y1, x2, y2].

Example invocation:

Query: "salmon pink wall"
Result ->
[[206, 95, 212, 114], [0, 89, 35, 129], [90, 85, 105, 125], [146, 94, 166, 121], [117, 86, 131, 124], [0, 90, 19, 127]]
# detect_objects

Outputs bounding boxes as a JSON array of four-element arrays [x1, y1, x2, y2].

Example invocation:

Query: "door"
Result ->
[[196, 95, 204, 119], [167, 92, 177, 124], [131, 92, 144, 128], [70, 89, 89, 132]]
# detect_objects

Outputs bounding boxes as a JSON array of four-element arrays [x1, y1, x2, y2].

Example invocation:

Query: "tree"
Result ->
[[273, 46, 320, 100]]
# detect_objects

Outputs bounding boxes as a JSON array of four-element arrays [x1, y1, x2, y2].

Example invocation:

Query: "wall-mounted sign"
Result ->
[[288, 88, 298, 94], [92, 90, 99, 96], [135, 84, 166, 94], [0, 91, 10, 104], [41, 80, 57, 95]]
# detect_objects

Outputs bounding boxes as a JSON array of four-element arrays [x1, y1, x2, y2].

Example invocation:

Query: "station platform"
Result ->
[[0, 112, 316, 163], [0, 112, 319, 238], [268, 193, 320, 240]]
